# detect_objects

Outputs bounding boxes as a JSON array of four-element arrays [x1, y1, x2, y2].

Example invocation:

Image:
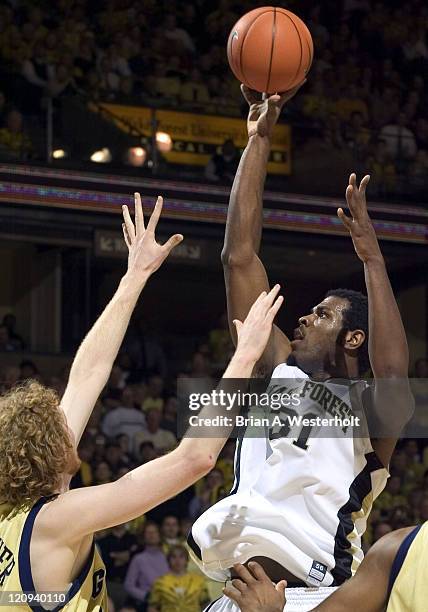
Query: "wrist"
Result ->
[[120, 270, 149, 296], [363, 253, 384, 267], [232, 349, 258, 370]]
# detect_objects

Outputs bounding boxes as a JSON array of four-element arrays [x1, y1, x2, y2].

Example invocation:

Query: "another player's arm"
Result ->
[[45, 287, 284, 537], [225, 528, 410, 612], [60, 194, 183, 446], [338, 174, 414, 467], [221, 85, 303, 375]]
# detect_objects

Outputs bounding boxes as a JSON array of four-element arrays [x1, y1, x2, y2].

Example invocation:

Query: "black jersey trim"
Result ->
[[187, 529, 202, 561], [387, 524, 421, 599], [331, 452, 384, 586], [18, 496, 96, 611]]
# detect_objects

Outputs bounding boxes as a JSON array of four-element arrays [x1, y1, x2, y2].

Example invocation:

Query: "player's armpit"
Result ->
[[42, 447, 212, 540]]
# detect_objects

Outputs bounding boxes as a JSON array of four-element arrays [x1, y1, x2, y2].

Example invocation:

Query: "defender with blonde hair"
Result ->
[[0, 193, 284, 610]]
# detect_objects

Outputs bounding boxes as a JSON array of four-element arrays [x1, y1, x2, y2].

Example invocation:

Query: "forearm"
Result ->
[[69, 272, 147, 380], [179, 350, 257, 462], [223, 135, 271, 260], [364, 256, 409, 376]]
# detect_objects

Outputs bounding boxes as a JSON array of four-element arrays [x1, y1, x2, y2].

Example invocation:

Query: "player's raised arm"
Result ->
[[61, 193, 183, 445], [221, 84, 302, 376], [44, 286, 284, 537], [338, 174, 413, 466]]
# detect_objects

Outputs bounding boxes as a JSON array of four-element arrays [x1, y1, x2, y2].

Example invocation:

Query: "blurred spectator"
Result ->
[[180, 68, 209, 105], [189, 468, 225, 519], [105, 443, 131, 477], [148, 545, 209, 612], [205, 139, 239, 183], [0, 365, 20, 392], [162, 14, 195, 54], [379, 113, 417, 161], [134, 408, 177, 458], [372, 522, 393, 543], [124, 522, 169, 608], [140, 440, 157, 464], [142, 375, 165, 413], [0, 109, 32, 160], [94, 461, 112, 485], [19, 360, 39, 381], [102, 387, 146, 441], [209, 313, 234, 367], [161, 515, 183, 554], [125, 320, 167, 380], [0, 325, 16, 351], [99, 523, 139, 609], [160, 397, 178, 435], [2, 313, 25, 349]]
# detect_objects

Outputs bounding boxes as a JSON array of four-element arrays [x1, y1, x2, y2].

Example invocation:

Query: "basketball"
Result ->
[[227, 6, 314, 94]]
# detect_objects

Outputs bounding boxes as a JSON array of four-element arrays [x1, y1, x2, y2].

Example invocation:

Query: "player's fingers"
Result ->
[[263, 284, 281, 310], [241, 84, 260, 104], [134, 192, 145, 235], [349, 172, 357, 188], [266, 295, 284, 322], [248, 291, 268, 316], [122, 223, 131, 249], [147, 195, 164, 232], [275, 580, 288, 599], [223, 586, 242, 604], [122, 204, 135, 243], [345, 185, 358, 215], [359, 174, 370, 194], [231, 578, 249, 592], [233, 319, 243, 335], [233, 564, 257, 585], [162, 233, 183, 255], [247, 560, 271, 582], [337, 208, 352, 231]]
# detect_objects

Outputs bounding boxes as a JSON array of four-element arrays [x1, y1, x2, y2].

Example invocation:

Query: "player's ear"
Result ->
[[344, 329, 365, 350]]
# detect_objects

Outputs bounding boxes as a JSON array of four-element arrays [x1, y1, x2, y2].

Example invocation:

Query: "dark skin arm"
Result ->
[[226, 528, 412, 612], [338, 174, 414, 468], [221, 84, 304, 376]]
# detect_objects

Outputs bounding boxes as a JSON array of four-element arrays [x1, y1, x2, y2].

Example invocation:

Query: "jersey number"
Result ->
[[92, 569, 106, 598], [269, 408, 317, 450]]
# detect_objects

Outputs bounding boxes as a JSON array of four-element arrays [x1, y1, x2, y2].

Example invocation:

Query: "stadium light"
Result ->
[[52, 149, 67, 159], [125, 146, 147, 167], [156, 131, 173, 152], [90, 148, 112, 163]]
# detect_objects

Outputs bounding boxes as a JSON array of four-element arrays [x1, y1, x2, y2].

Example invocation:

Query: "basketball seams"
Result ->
[[266, 8, 276, 94], [277, 11, 303, 89], [240, 8, 275, 91]]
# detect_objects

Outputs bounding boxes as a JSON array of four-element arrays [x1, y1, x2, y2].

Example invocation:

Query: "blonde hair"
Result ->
[[0, 380, 73, 508]]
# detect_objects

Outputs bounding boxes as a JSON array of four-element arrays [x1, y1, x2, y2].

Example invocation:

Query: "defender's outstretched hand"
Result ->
[[224, 562, 287, 612], [233, 284, 284, 364], [337, 173, 382, 264], [241, 82, 305, 139], [122, 193, 183, 278]]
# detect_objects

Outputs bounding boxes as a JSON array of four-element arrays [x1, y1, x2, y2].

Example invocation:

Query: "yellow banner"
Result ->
[[96, 103, 291, 174]]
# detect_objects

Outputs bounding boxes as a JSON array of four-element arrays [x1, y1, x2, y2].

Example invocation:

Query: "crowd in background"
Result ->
[[0, 0, 427, 197], [1, 311, 428, 611]]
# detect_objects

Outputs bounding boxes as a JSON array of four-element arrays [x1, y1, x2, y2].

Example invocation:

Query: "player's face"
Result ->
[[289, 296, 350, 376]]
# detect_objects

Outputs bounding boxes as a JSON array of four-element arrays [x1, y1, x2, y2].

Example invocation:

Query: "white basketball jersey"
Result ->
[[189, 363, 388, 587]]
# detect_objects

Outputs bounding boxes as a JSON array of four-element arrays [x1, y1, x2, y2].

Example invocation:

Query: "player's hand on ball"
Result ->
[[223, 562, 286, 612], [122, 193, 183, 279], [233, 285, 283, 363], [338, 173, 382, 264], [241, 82, 305, 139]]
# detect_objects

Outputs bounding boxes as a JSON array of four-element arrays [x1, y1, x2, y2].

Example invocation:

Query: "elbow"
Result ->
[[184, 449, 217, 480], [221, 246, 255, 269]]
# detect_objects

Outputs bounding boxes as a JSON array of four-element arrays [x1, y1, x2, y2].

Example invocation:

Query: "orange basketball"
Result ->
[[227, 7, 313, 94]]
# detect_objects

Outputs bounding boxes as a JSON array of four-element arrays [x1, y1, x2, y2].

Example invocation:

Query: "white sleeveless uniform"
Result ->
[[188, 364, 389, 610]]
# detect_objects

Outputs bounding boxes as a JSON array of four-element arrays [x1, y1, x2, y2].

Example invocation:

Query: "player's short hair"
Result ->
[[0, 380, 73, 508], [325, 288, 369, 375]]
